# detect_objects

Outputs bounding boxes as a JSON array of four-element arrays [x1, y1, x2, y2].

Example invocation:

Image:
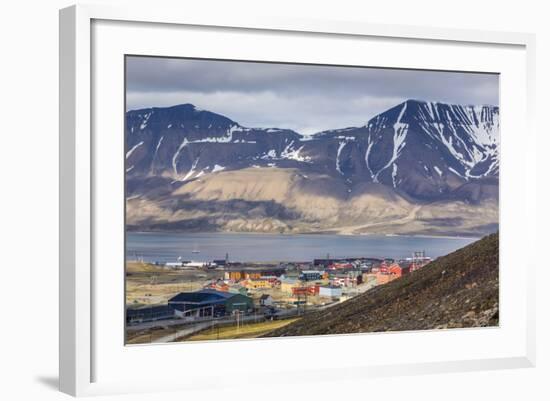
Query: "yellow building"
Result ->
[[244, 278, 272, 289], [280, 278, 301, 294]]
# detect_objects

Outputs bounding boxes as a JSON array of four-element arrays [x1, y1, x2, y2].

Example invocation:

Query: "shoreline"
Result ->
[[126, 229, 485, 241]]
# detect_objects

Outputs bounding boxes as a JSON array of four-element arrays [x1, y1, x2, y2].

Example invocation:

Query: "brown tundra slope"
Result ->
[[265, 233, 499, 337]]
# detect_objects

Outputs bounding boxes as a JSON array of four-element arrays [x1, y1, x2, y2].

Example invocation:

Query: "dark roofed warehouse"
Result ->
[[126, 305, 175, 324], [168, 289, 254, 318]]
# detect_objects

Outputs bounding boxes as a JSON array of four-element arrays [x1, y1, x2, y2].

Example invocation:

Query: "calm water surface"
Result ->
[[126, 232, 477, 263]]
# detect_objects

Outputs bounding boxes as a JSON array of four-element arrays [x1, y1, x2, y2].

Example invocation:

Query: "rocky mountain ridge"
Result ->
[[125, 100, 499, 236]]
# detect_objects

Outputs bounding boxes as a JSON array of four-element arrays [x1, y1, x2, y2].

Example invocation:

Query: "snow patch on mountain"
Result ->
[[336, 141, 348, 175], [372, 102, 409, 182], [172, 138, 189, 176], [181, 157, 200, 181], [139, 112, 152, 130], [126, 141, 144, 159], [281, 141, 311, 162]]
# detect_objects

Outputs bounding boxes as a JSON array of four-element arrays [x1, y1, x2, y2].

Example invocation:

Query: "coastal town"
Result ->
[[126, 251, 433, 343]]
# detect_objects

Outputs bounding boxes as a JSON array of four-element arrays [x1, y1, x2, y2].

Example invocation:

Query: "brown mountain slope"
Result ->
[[126, 167, 498, 236], [265, 233, 499, 337]]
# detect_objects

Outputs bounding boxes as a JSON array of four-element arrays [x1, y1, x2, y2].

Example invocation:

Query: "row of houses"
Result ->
[[223, 266, 287, 281], [204, 280, 249, 296], [313, 257, 383, 269], [371, 258, 432, 285], [280, 278, 343, 299]]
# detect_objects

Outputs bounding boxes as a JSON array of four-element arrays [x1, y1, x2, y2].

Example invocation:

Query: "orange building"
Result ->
[[388, 263, 411, 278], [225, 271, 244, 281], [375, 273, 396, 285]]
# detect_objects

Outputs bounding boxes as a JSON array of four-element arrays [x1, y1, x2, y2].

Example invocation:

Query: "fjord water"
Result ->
[[126, 232, 477, 263]]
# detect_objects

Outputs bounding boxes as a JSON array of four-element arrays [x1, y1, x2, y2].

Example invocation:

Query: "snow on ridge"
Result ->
[[181, 157, 200, 181], [391, 163, 398, 188], [139, 112, 152, 130], [396, 101, 408, 123], [299, 134, 316, 141], [372, 102, 409, 182], [364, 137, 375, 181], [172, 138, 189, 175], [415, 103, 499, 179], [126, 141, 144, 159], [234, 139, 257, 144], [434, 166, 443, 176], [280, 141, 311, 162], [212, 164, 226, 173], [177, 124, 257, 145], [149, 136, 164, 174], [260, 149, 278, 160], [256, 142, 312, 163], [336, 141, 347, 175], [153, 136, 164, 157], [448, 166, 464, 178]]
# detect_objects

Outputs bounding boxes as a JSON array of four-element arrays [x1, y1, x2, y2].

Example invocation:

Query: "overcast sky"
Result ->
[[126, 56, 499, 135]]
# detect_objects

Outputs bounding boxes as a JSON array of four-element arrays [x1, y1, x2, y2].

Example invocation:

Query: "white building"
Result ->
[[259, 294, 274, 307], [165, 262, 184, 268], [183, 261, 206, 268], [319, 285, 342, 298]]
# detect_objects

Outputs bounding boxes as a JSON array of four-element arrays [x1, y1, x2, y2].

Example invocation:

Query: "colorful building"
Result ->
[[292, 284, 320, 296], [388, 262, 411, 278], [244, 278, 272, 289], [224, 267, 286, 281], [375, 273, 396, 285], [299, 270, 324, 281]]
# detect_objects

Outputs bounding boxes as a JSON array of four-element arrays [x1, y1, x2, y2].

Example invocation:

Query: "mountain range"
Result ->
[[125, 100, 499, 236]]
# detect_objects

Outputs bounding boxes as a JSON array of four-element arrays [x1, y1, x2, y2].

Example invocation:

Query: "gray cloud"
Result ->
[[126, 56, 499, 135]]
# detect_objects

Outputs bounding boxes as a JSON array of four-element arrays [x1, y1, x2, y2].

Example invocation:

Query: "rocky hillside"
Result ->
[[125, 101, 499, 235], [264, 233, 499, 337]]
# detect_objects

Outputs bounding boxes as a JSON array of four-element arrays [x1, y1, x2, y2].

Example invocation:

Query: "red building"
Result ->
[[292, 284, 320, 296], [328, 262, 354, 270], [205, 281, 230, 292]]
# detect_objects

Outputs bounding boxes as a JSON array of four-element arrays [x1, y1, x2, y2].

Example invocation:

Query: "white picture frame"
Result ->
[[59, 4, 536, 397]]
